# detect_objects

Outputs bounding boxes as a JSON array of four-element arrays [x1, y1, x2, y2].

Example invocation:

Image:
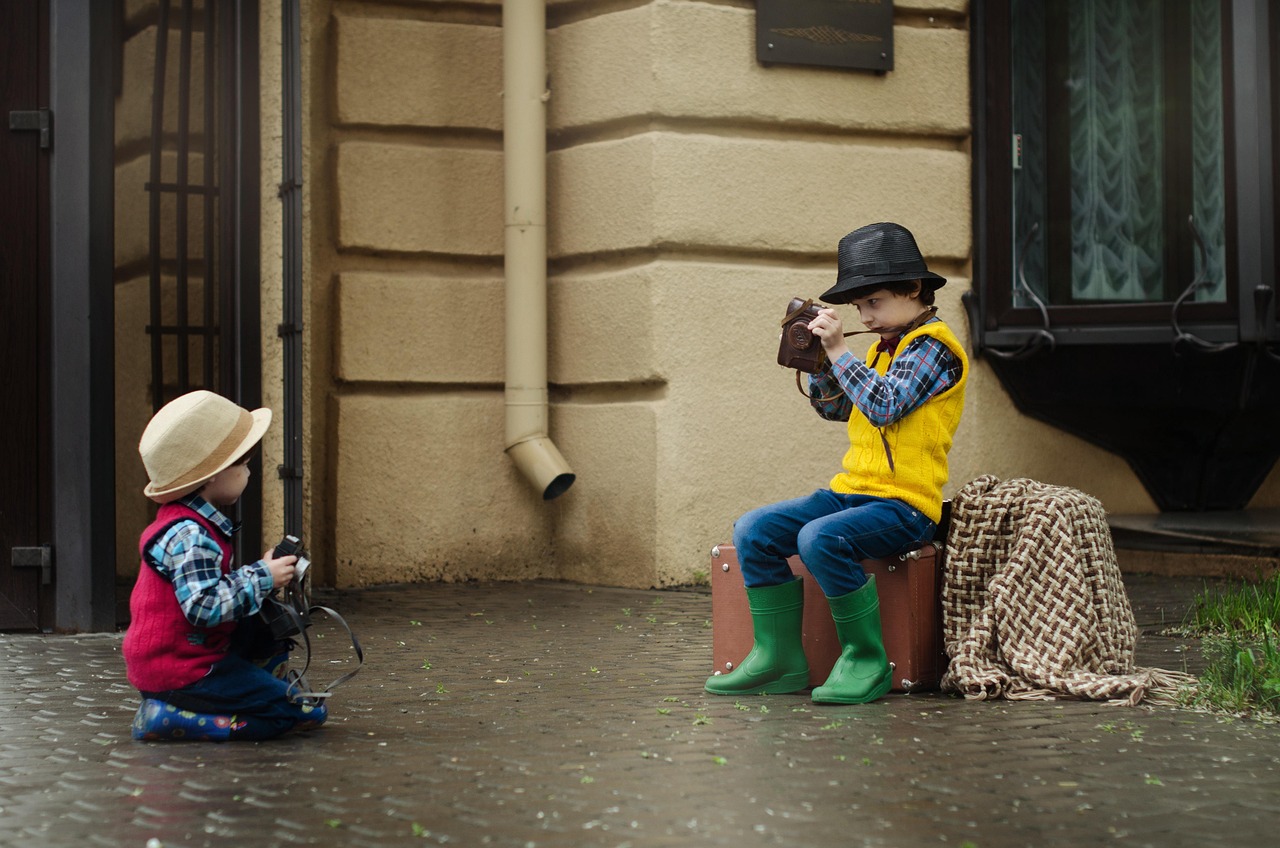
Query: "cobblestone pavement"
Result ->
[[2, 574, 1278, 848]]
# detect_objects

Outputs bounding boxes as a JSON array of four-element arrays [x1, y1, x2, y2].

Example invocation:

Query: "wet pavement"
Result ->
[[2, 573, 1278, 848]]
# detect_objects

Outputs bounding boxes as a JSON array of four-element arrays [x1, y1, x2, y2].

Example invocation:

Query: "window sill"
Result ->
[[978, 323, 1240, 349]]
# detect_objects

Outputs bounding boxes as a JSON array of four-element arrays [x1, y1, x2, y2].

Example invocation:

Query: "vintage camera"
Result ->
[[273, 533, 304, 561], [259, 534, 312, 640], [777, 297, 827, 373]]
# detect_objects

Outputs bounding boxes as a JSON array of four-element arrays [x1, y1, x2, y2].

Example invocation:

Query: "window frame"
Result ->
[[971, 0, 1277, 349]]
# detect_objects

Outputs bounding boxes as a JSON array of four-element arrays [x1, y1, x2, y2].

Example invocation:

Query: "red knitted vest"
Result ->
[[122, 502, 239, 692]]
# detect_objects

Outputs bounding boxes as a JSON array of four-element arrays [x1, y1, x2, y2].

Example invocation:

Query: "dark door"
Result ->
[[0, 0, 52, 630]]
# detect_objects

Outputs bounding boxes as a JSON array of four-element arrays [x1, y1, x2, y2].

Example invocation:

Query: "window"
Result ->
[[1014, 0, 1226, 307], [967, 0, 1280, 512], [970, 0, 1279, 348]]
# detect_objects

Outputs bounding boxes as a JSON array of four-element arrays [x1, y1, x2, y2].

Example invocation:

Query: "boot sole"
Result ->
[[810, 675, 892, 705], [704, 670, 810, 696]]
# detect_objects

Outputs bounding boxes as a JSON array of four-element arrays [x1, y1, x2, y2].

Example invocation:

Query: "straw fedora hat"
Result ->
[[140, 390, 272, 503], [820, 222, 946, 304]]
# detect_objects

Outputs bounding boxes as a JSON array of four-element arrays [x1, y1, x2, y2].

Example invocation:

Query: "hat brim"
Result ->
[[144, 408, 272, 503], [820, 271, 946, 305]]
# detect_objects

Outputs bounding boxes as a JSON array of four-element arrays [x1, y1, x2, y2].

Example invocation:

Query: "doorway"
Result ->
[[0, 0, 53, 630]]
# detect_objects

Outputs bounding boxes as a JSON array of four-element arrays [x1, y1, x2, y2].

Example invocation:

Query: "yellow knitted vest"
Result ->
[[828, 320, 968, 523]]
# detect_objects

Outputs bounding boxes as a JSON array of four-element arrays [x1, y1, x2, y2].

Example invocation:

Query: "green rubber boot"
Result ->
[[811, 575, 892, 705], [705, 578, 810, 696]]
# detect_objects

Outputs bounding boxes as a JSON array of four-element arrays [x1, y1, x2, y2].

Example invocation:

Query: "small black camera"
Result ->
[[274, 534, 304, 559], [260, 534, 311, 640]]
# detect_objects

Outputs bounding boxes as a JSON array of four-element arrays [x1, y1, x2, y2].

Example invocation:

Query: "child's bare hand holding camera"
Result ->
[[809, 308, 851, 362], [262, 549, 299, 589]]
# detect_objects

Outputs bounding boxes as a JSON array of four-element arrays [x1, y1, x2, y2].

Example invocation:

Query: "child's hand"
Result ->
[[262, 548, 299, 590], [809, 308, 851, 361]]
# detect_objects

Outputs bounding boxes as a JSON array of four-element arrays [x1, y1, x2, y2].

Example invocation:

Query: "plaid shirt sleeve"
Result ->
[[808, 362, 854, 422], [147, 521, 274, 627], [808, 333, 961, 427]]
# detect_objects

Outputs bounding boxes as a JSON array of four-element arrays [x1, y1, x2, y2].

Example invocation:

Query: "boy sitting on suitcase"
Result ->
[[123, 390, 326, 740], [706, 222, 968, 704]]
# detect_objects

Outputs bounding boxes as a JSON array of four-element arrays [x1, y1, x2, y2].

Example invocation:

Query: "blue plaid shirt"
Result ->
[[808, 319, 962, 425], [145, 494, 274, 628]]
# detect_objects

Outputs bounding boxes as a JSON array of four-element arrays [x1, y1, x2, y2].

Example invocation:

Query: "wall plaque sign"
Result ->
[[756, 0, 894, 73]]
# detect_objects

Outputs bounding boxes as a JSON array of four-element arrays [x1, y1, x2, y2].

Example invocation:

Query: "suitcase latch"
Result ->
[[898, 541, 940, 562]]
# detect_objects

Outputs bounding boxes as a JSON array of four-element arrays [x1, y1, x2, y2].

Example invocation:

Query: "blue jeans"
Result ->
[[733, 489, 936, 597], [144, 618, 325, 741]]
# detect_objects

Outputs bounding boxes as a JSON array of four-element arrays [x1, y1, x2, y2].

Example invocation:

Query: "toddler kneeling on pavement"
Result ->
[[123, 390, 325, 741]]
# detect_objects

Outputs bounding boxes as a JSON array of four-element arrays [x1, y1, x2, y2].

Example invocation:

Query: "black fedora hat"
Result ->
[[820, 222, 946, 304]]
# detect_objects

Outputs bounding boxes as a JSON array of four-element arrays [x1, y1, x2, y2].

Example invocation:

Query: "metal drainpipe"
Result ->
[[279, 0, 304, 531], [502, 0, 575, 500]]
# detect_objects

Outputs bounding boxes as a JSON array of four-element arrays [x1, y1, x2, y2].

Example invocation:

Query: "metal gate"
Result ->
[[141, 0, 263, 557]]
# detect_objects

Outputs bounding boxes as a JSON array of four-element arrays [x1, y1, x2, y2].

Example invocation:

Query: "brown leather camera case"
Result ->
[[777, 297, 826, 373]]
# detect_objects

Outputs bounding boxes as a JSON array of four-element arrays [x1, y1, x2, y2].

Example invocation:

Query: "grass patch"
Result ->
[[1185, 575, 1280, 637], [1191, 632, 1280, 716], [1180, 575, 1280, 718]]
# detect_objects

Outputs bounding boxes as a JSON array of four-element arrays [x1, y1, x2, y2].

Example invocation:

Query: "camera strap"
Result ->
[[260, 564, 366, 705], [284, 604, 366, 705], [792, 305, 939, 402]]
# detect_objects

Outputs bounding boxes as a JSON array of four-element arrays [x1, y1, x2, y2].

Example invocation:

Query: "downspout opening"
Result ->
[[507, 435, 576, 501]]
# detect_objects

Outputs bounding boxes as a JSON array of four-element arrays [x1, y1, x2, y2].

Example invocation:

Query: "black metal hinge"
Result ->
[[277, 176, 303, 198], [9, 109, 52, 149], [12, 545, 53, 585]]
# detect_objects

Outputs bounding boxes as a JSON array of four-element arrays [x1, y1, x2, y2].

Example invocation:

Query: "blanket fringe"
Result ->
[[1110, 668, 1199, 707]]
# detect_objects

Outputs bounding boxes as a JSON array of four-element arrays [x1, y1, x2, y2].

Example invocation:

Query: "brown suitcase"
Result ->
[[709, 543, 947, 693]]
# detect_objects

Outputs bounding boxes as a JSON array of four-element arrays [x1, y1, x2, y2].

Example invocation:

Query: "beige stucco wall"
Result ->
[[306, 0, 1250, 590], [107, 0, 1280, 589]]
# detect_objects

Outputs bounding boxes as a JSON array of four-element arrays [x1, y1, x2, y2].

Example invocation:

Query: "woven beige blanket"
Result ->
[[940, 476, 1194, 705]]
